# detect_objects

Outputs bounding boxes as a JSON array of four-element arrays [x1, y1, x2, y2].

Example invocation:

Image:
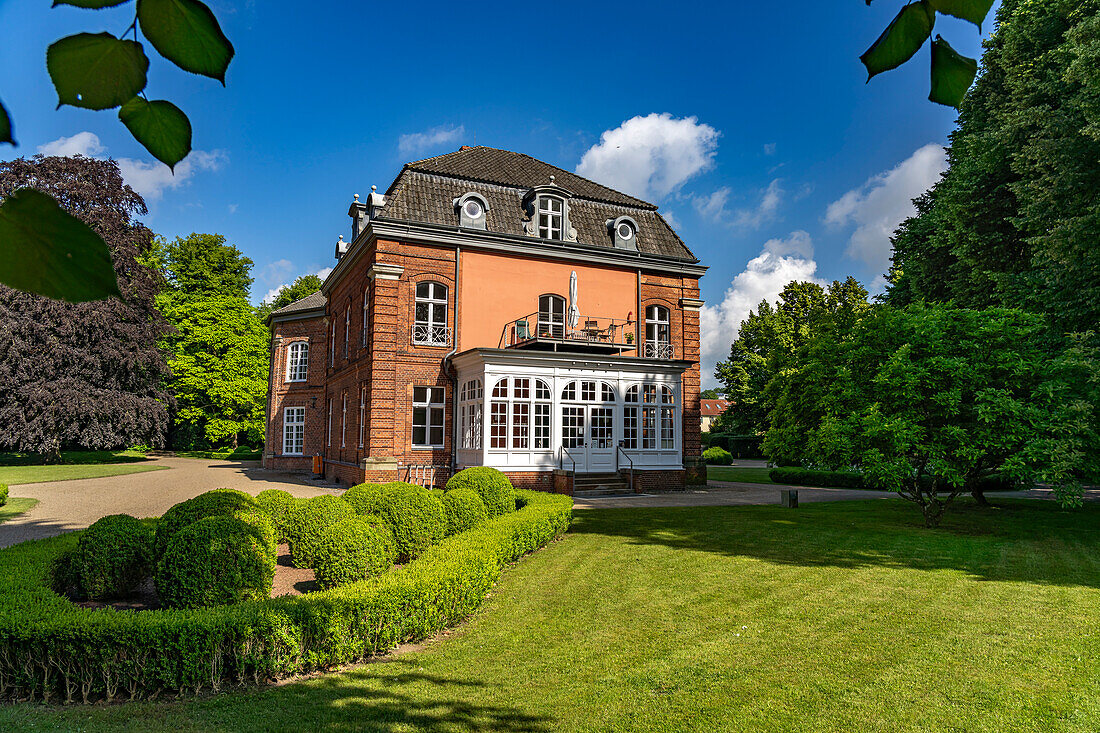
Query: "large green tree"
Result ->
[[155, 233, 253, 303], [0, 155, 171, 459], [887, 0, 1100, 335]]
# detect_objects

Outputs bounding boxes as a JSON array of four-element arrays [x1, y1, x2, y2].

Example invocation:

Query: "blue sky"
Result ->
[[0, 0, 996, 384]]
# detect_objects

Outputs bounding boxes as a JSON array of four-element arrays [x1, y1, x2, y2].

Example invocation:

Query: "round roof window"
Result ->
[[617, 222, 634, 240], [463, 199, 484, 218]]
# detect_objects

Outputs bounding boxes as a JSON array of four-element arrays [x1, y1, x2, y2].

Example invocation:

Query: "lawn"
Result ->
[[707, 465, 776, 484], [3, 499, 1098, 732], [0, 498, 38, 524], [0, 449, 165, 485]]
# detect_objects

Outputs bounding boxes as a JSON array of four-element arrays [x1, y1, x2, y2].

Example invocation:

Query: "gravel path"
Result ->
[[0, 457, 337, 548]]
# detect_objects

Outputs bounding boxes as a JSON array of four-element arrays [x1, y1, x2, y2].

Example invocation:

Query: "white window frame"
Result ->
[[329, 322, 335, 367], [361, 288, 369, 347], [645, 305, 672, 359], [285, 341, 309, 382], [490, 376, 553, 452], [459, 378, 483, 450], [340, 392, 347, 448], [623, 383, 675, 451], [537, 196, 563, 240], [412, 386, 445, 448], [283, 406, 305, 455], [413, 281, 450, 346], [326, 398, 333, 447], [358, 386, 366, 448], [344, 306, 350, 357]]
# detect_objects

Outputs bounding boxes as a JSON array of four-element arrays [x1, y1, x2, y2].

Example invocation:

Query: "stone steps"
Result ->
[[572, 473, 633, 498]]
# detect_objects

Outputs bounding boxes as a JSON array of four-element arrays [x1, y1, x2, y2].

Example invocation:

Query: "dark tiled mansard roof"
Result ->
[[379, 147, 697, 261]]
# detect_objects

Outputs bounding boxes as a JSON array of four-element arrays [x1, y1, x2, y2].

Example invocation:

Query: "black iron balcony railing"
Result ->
[[501, 312, 635, 350]]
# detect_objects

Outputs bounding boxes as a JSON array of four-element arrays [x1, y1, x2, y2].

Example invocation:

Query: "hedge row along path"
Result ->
[[0, 457, 335, 549]]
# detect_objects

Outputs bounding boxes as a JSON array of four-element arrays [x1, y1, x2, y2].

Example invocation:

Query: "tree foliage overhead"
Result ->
[[0, 155, 171, 458], [714, 278, 871, 436], [887, 0, 1100, 335]]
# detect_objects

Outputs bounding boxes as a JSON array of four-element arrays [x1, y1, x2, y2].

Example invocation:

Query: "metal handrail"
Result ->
[[559, 445, 577, 495], [502, 311, 634, 348], [616, 444, 634, 492]]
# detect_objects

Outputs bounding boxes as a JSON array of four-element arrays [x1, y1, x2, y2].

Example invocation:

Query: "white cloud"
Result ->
[[699, 231, 824, 388], [398, 125, 466, 155], [576, 113, 719, 200], [826, 143, 947, 273], [659, 209, 679, 230], [228, 203, 238, 214], [763, 143, 777, 156], [693, 179, 783, 229], [315, 266, 333, 280], [36, 131, 226, 202], [37, 131, 106, 157]]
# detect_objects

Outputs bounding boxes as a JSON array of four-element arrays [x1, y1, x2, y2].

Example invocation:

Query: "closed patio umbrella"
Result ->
[[568, 271, 579, 331]]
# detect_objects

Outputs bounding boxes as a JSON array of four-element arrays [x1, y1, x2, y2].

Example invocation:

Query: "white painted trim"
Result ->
[[368, 263, 404, 280]]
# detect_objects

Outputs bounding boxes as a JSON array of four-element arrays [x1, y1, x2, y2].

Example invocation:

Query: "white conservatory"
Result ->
[[452, 348, 692, 474]]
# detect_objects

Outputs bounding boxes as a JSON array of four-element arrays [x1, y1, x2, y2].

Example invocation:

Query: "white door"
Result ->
[[588, 406, 615, 472], [561, 405, 587, 473]]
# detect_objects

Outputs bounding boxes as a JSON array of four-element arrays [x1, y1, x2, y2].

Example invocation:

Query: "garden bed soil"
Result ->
[[71, 543, 318, 610]]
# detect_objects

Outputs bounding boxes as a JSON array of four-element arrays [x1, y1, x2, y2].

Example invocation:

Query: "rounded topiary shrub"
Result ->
[[153, 488, 257, 557], [255, 489, 295, 542], [155, 515, 275, 609], [0, 483, 8, 507], [376, 483, 446, 562], [702, 446, 733, 465], [285, 495, 355, 569], [445, 467, 515, 517], [235, 509, 277, 559], [442, 487, 488, 536], [311, 517, 397, 589], [341, 483, 383, 516], [76, 514, 153, 600]]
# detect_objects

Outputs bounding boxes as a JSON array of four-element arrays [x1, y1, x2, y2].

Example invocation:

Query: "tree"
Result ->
[[769, 303, 1096, 526], [157, 233, 253, 302], [699, 388, 724, 400], [0, 155, 171, 459], [714, 278, 870, 437], [161, 296, 268, 449], [257, 274, 323, 319]]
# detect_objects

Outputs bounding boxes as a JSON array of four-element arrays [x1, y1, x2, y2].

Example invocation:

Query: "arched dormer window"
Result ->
[[453, 192, 489, 229], [538, 196, 563, 239], [607, 215, 639, 251], [523, 179, 577, 242], [286, 341, 309, 382], [645, 304, 672, 359], [413, 281, 450, 346]]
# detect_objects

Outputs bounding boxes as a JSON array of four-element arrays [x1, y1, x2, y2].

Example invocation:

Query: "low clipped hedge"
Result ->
[[155, 514, 276, 610], [255, 489, 296, 542], [285, 495, 356, 569], [342, 483, 383, 516], [0, 489, 571, 702], [769, 467, 865, 489], [376, 482, 446, 562], [75, 514, 153, 601], [702, 446, 733, 465], [442, 487, 488, 536], [445, 467, 515, 517], [0, 483, 7, 507], [311, 518, 397, 589], [153, 488, 257, 557]]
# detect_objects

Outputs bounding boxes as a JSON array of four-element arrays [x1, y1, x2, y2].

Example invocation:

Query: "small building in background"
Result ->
[[700, 398, 732, 432]]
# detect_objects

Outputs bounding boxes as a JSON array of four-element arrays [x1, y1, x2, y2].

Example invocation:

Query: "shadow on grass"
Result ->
[[171, 660, 552, 732], [0, 450, 152, 466], [571, 498, 1100, 589], [0, 516, 82, 549]]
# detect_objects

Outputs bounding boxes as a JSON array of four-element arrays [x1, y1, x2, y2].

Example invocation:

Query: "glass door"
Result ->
[[588, 406, 615, 472], [561, 405, 587, 472]]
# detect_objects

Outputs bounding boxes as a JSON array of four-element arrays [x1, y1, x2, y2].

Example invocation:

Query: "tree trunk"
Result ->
[[971, 488, 989, 506], [922, 501, 946, 528]]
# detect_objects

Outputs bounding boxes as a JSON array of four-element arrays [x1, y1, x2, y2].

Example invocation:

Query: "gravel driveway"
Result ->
[[0, 457, 336, 548]]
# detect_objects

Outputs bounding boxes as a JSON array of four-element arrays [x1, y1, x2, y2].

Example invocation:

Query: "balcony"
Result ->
[[643, 341, 674, 359], [500, 312, 640, 356], [412, 323, 452, 347]]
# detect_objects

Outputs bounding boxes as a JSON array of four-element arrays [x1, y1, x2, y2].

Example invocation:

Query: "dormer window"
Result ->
[[538, 196, 563, 240], [454, 192, 489, 230], [607, 215, 639, 251]]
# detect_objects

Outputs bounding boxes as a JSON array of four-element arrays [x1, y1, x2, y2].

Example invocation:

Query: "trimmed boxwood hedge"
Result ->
[[311, 518, 397, 589], [75, 514, 153, 600], [442, 487, 488, 536], [375, 482, 446, 562], [769, 467, 866, 489], [285, 495, 355, 569], [0, 489, 571, 703], [445, 467, 515, 517], [255, 489, 296, 542], [0, 483, 7, 507], [341, 483, 383, 516], [153, 488, 258, 557], [702, 446, 733, 465]]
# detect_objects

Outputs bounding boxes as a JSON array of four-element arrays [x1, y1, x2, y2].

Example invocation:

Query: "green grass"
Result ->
[[0, 498, 38, 524], [706, 465, 776, 484], [3, 498, 1099, 732], [0, 463, 165, 486], [0, 449, 151, 466]]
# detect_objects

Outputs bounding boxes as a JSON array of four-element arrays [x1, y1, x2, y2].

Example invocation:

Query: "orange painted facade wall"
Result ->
[[457, 250, 639, 351]]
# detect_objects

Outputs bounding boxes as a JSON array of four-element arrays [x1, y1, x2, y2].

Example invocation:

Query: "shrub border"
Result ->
[[0, 490, 572, 703]]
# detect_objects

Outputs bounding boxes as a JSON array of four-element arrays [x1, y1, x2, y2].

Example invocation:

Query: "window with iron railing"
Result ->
[[413, 281, 451, 346], [644, 305, 673, 359]]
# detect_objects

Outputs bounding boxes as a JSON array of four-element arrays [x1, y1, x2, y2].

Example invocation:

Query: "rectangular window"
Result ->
[[412, 386, 445, 447], [361, 289, 369, 347], [283, 407, 305, 455], [513, 377, 529, 399], [344, 307, 350, 358], [623, 406, 638, 449], [660, 407, 675, 449], [641, 406, 657, 450], [286, 342, 309, 382], [358, 387, 366, 448], [340, 393, 347, 448], [329, 323, 335, 367], [512, 403, 529, 449], [490, 401, 508, 448], [538, 197, 563, 240], [533, 403, 551, 449], [326, 398, 332, 447], [472, 403, 482, 449]]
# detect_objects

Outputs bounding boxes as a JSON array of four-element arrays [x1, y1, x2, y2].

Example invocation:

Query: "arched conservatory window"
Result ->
[[459, 378, 483, 450], [489, 377, 552, 450], [623, 384, 676, 450]]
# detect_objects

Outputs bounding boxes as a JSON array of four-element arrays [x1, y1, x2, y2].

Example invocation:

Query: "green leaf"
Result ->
[[0, 98, 13, 146], [0, 189, 120, 302], [929, 36, 978, 108], [46, 33, 149, 110], [52, 0, 133, 7], [119, 97, 192, 169], [137, 0, 234, 83], [861, 1, 937, 80], [927, 0, 995, 29]]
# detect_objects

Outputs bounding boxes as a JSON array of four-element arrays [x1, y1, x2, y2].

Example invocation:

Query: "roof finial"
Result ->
[[338, 234, 344, 241], [549, 174, 555, 184], [353, 193, 359, 201], [371, 185, 377, 192]]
